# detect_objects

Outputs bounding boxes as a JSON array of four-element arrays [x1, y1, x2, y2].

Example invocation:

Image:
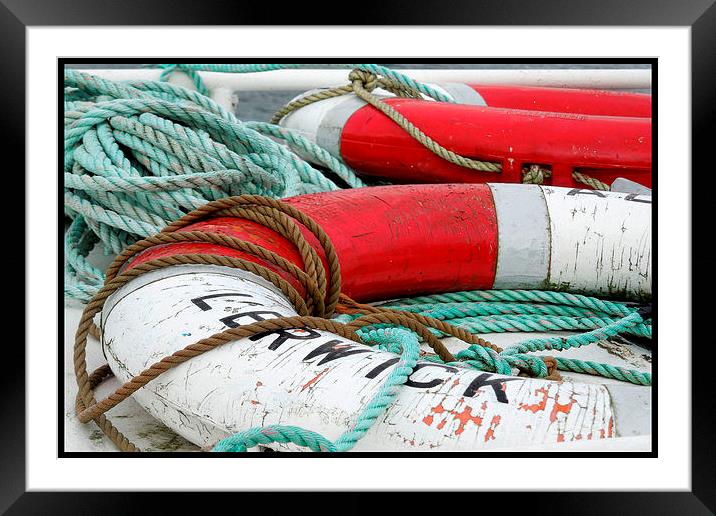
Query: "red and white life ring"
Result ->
[[98, 184, 651, 451], [130, 183, 652, 301], [280, 86, 652, 188]]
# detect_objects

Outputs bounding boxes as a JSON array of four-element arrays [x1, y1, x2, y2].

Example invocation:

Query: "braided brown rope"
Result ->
[[522, 164, 552, 185], [74, 194, 556, 452], [104, 230, 324, 313], [160, 194, 343, 316]]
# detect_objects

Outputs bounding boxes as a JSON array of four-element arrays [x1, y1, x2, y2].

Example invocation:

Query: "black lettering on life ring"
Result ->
[[191, 292, 259, 311], [566, 188, 606, 198], [220, 310, 284, 328], [250, 326, 322, 351], [303, 339, 371, 365], [462, 373, 520, 404], [405, 363, 459, 389]]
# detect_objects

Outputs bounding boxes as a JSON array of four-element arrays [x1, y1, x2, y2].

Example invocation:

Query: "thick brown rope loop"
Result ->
[[160, 195, 342, 316], [73, 193, 547, 452], [104, 231, 324, 317], [74, 253, 315, 450], [213, 206, 328, 316], [74, 195, 345, 451], [88, 322, 102, 340]]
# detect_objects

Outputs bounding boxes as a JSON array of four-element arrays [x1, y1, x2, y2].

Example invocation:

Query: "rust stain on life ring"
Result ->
[[301, 367, 330, 392], [519, 386, 550, 413]]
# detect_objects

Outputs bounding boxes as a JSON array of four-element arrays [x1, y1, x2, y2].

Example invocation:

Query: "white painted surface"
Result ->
[[541, 187, 652, 299], [489, 184, 652, 299], [65, 302, 652, 452], [280, 92, 370, 157], [75, 68, 652, 91], [94, 265, 651, 452], [64, 300, 201, 453], [280, 92, 346, 145]]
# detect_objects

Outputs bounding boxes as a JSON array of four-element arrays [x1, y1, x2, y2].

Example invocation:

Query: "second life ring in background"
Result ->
[[280, 86, 652, 188]]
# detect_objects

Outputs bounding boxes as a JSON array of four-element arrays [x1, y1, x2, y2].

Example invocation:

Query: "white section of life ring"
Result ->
[[101, 265, 621, 452], [541, 187, 652, 299]]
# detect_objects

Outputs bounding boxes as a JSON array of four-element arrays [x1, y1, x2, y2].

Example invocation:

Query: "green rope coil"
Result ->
[[333, 290, 652, 386], [63, 68, 374, 301]]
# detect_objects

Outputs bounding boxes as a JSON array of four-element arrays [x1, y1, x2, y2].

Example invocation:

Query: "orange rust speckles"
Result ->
[[301, 367, 330, 392], [421, 402, 445, 427], [256, 381, 263, 387], [549, 397, 575, 422], [250, 400, 260, 405], [519, 387, 550, 413], [607, 416, 614, 438], [432, 402, 447, 415], [421, 400, 484, 437], [484, 415, 501, 442], [557, 433, 565, 443], [452, 406, 483, 436]]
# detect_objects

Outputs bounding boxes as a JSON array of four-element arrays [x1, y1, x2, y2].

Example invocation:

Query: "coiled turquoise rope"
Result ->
[[64, 68, 367, 300], [333, 292, 652, 386]]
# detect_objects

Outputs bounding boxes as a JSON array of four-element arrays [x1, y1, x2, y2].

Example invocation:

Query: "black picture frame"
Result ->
[[5, 1, 713, 513]]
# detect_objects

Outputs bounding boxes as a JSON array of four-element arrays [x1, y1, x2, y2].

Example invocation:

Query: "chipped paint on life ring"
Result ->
[[101, 265, 629, 452]]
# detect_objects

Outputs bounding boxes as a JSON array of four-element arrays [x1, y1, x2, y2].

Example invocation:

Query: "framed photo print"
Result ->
[[4, 1, 713, 512]]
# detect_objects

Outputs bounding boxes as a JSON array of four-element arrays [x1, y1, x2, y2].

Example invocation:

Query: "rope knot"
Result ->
[[348, 69, 379, 92], [522, 164, 552, 185], [514, 355, 562, 381]]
